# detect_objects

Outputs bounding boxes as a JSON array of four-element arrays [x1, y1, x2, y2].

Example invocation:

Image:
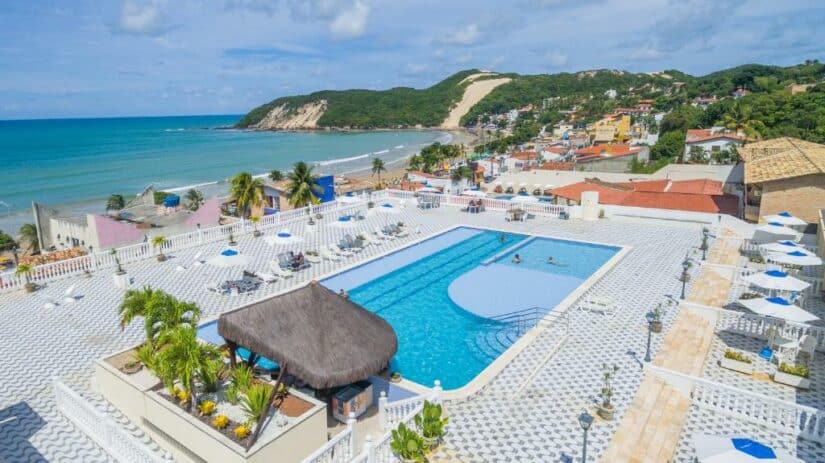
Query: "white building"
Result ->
[[683, 128, 745, 162]]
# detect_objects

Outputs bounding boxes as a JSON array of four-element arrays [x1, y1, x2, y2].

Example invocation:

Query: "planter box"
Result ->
[[720, 357, 754, 375], [773, 371, 810, 389], [112, 272, 131, 289]]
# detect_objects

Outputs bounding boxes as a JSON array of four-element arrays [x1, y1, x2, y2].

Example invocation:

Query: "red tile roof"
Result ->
[[511, 151, 541, 161], [573, 144, 641, 162], [536, 161, 575, 171], [685, 129, 745, 144], [550, 178, 738, 215]]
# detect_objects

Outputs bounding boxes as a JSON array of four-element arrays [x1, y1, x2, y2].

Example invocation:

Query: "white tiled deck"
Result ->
[[0, 205, 727, 462]]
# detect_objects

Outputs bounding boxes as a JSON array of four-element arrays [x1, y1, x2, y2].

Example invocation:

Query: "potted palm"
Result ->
[[249, 216, 262, 238], [112, 249, 126, 276], [720, 349, 754, 375], [597, 363, 619, 420], [650, 303, 664, 333], [228, 232, 237, 246], [390, 422, 426, 463], [15, 263, 36, 292], [774, 363, 810, 389], [152, 235, 168, 262], [414, 400, 448, 449]]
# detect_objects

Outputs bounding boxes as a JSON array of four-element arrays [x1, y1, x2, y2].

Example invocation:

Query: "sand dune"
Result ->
[[441, 74, 511, 129]]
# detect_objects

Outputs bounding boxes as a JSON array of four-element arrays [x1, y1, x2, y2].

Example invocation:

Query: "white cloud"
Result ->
[[629, 46, 664, 61], [443, 24, 480, 46], [328, 1, 370, 39], [119, 0, 166, 36], [545, 51, 568, 67]]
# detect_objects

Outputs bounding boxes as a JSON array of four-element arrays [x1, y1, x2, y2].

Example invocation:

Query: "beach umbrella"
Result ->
[[418, 186, 441, 193], [742, 270, 810, 292], [753, 222, 802, 242], [738, 296, 819, 323], [461, 190, 486, 198], [767, 250, 823, 267], [693, 435, 801, 463], [330, 215, 358, 228], [264, 229, 303, 246], [544, 184, 554, 192], [336, 193, 361, 204], [759, 241, 814, 255], [763, 212, 806, 227], [207, 248, 251, 268], [377, 202, 401, 214]]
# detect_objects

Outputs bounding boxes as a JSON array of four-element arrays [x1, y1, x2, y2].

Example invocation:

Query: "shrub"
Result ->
[[240, 383, 273, 423], [133, 343, 156, 371], [198, 358, 223, 394], [414, 400, 449, 441], [234, 425, 251, 439], [198, 400, 217, 416], [779, 363, 810, 378], [226, 365, 253, 405], [212, 415, 229, 429], [724, 349, 752, 363], [390, 422, 426, 462]]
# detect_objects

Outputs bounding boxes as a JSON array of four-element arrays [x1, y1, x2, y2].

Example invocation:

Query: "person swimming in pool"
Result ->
[[547, 256, 555, 265], [499, 234, 506, 244], [512, 254, 521, 264], [339, 289, 349, 300]]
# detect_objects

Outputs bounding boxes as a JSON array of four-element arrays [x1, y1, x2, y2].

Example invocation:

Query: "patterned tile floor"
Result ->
[[0, 205, 735, 463]]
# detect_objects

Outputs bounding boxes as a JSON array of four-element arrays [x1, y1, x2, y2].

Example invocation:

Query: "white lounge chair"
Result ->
[[375, 227, 394, 240], [777, 334, 817, 365], [63, 285, 77, 305], [331, 243, 355, 257], [579, 296, 617, 317], [361, 234, 382, 247], [395, 227, 410, 238], [269, 262, 294, 278], [305, 252, 322, 264], [43, 295, 59, 310], [192, 252, 204, 266], [319, 246, 342, 261], [257, 272, 278, 284]]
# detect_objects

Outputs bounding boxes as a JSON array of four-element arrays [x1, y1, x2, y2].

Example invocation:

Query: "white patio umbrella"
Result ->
[[336, 193, 361, 204], [759, 241, 814, 255], [742, 270, 810, 292], [767, 250, 823, 267], [377, 202, 401, 214], [738, 296, 819, 323], [264, 229, 303, 246], [753, 222, 802, 242], [418, 186, 441, 193], [544, 184, 554, 191], [461, 190, 486, 198], [511, 195, 539, 204], [763, 211, 807, 227], [330, 215, 358, 228], [693, 434, 802, 463], [206, 248, 251, 268]]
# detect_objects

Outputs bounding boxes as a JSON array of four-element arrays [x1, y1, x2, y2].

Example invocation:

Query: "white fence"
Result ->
[[381, 189, 569, 218], [53, 379, 172, 463], [378, 380, 442, 431], [351, 400, 428, 463], [650, 366, 825, 443], [301, 413, 358, 463], [703, 262, 823, 300]]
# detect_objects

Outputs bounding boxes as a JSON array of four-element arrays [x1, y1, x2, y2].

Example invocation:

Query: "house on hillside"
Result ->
[[504, 151, 543, 171], [683, 128, 746, 162], [572, 144, 648, 173], [589, 113, 632, 144], [691, 96, 719, 109], [740, 137, 825, 225]]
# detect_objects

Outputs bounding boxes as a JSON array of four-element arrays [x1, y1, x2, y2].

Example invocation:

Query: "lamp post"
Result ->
[[680, 258, 691, 300], [701, 228, 709, 261], [644, 311, 655, 362], [578, 410, 593, 462]]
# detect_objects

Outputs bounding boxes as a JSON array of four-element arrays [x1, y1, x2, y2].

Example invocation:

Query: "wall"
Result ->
[[48, 216, 97, 250], [90, 215, 147, 250], [184, 197, 221, 228], [683, 139, 743, 161], [759, 174, 825, 224], [576, 154, 637, 173]]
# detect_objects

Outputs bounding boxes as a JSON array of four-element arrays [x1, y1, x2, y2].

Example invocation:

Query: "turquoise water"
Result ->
[[347, 230, 528, 389], [0, 115, 445, 231], [498, 238, 619, 279]]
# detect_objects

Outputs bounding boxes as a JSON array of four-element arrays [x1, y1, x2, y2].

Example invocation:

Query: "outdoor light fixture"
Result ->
[[578, 410, 594, 462], [644, 311, 656, 362], [701, 228, 710, 261], [680, 258, 691, 300]]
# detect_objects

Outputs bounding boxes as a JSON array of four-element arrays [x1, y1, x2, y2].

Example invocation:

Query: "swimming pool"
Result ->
[[321, 227, 619, 390]]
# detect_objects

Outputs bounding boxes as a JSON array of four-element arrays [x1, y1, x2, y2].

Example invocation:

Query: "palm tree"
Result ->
[[184, 189, 204, 211], [151, 235, 167, 261], [18, 223, 39, 253], [724, 101, 764, 139], [371, 158, 387, 187], [408, 154, 422, 171], [15, 263, 35, 292], [268, 169, 283, 182], [146, 293, 201, 345], [229, 172, 264, 218], [106, 194, 125, 212], [118, 286, 158, 337], [286, 161, 324, 208], [155, 326, 216, 410], [249, 215, 261, 237]]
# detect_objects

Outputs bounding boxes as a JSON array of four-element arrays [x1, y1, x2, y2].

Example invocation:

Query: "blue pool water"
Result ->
[[497, 237, 619, 279]]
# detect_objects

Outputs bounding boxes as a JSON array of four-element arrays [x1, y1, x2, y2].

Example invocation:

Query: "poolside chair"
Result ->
[[395, 227, 410, 238], [319, 246, 342, 261], [579, 296, 617, 317], [341, 235, 363, 252], [305, 252, 323, 264], [175, 265, 186, 272], [269, 261, 294, 278], [63, 285, 77, 305], [777, 334, 817, 366], [374, 228, 392, 240], [331, 243, 355, 257], [361, 234, 382, 247], [192, 252, 204, 266], [256, 272, 278, 284], [276, 253, 293, 270], [43, 295, 59, 310]]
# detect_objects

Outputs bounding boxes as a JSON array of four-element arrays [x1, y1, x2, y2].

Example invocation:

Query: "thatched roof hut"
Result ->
[[218, 281, 397, 389]]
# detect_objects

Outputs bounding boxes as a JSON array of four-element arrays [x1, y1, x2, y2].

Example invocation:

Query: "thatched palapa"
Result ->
[[218, 281, 397, 389]]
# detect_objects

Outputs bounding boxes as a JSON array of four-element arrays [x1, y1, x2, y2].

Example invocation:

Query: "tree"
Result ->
[[687, 145, 706, 162], [286, 161, 323, 208], [408, 154, 422, 171], [18, 224, 39, 254], [268, 170, 283, 182], [0, 230, 17, 252], [371, 158, 387, 186], [184, 189, 204, 212], [650, 130, 686, 161], [106, 194, 126, 212], [450, 165, 474, 182], [154, 326, 218, 411], [118, 286, 159, 335], [151, 235, 167, 260], [229, 172, 264, 218], [659, 106, 703, 135], [145, 292, 201, 345], [723, 101, 764, 139]]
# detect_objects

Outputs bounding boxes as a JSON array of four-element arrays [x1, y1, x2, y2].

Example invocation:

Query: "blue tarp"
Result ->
[[163, 194, 180, 207]]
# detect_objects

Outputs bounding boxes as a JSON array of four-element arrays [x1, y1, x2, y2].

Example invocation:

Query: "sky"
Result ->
[[0, 0, 823, 119]]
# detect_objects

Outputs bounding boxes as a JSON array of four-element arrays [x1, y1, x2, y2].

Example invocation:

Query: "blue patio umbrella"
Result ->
[[693, 435, 802, 462], [742, 270, 810, 292]]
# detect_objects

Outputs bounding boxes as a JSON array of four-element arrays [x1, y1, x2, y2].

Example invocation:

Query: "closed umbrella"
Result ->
[[742, 270, 810, 292], [763, 212, 806, 227], [207, 248, 251, 268], [759, 241, 814, 255], [738, 296, 819, 323], [767, 250, 823, 267], [693, 435, 802, 463]]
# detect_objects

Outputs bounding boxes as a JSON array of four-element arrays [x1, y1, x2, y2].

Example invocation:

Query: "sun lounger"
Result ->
[[395, 227, 410, 238], [256, 272, 278, 283], [305, 252, 322, 263], [63, 285, 77, 305], [269, 262, 294, 278], [361, 234, 381, 247], [192, 252, 204, 266], [319, 246, 343, 261], [331, 243, 355, 257], [374, 228, 392, 240], [579, 296, 617, 317]]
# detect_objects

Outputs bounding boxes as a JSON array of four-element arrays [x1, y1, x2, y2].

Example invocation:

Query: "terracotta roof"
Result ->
[[574, 144, 641, 162], [545, 146, 569, 155], [621, 178, 725, 195], [685, 129, 745, 144], [536, 161, 575, 171], [740, 137, 825, 183], [510, 151, 541, 161]]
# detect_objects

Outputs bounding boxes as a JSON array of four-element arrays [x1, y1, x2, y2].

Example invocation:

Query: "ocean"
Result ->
[[0, 115, 447, 234]]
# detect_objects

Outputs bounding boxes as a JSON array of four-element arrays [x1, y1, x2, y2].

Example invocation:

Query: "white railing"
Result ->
[[704, 262, 823, 300], [0, 198, 373, 294], [378, 380, 442, 431], [710, 306, 825, 353], [352, 398, 428, 463], [53, 379, 172, 463], [302, 413, 357, 463], [382, 189, 568, 218], [650, 366, 825, 443]]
